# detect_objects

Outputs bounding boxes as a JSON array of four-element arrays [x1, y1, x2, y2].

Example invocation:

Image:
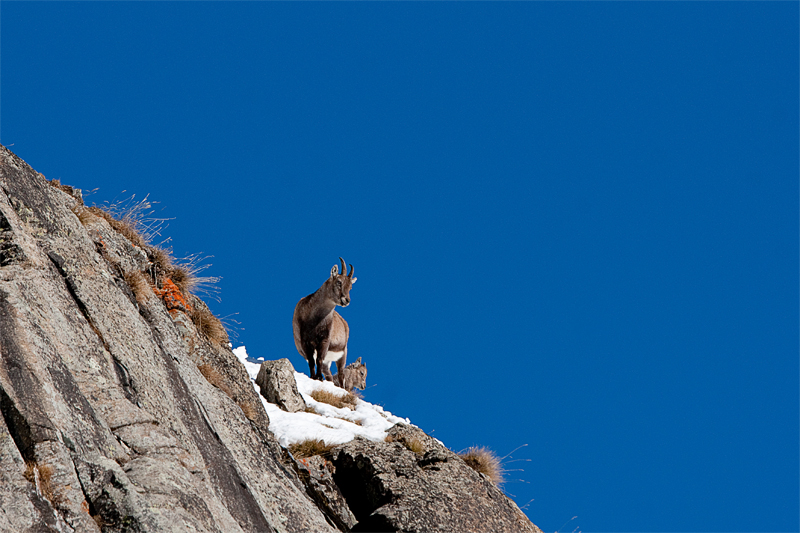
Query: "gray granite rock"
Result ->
[[332, 424, 543, 533], [256, 359, 307, 413]]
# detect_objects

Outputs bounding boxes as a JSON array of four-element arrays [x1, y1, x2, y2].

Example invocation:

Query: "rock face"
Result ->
[[0, 145, 334, 533], [256, 359, 307, 413], [0, 144, 542, 533]]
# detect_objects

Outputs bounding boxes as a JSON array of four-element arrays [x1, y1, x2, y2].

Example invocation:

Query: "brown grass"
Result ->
[[23, 461, 36, 483], [95, 194, 170, 245], [238, 400, 258, 421], [198, 364, 233, 399], [87, 206, 148, 249], [309, 389, 359, 410], [124, 270, 152, 304], [191, 305, 229, 345], [169, 254, 221, 299], [71, 204, 99, 225], [169, 264, 193, 293], [148, 250, 218, 298], [459, 446, 504, 485], [288, 439, 334, 460], [385, 434, 425, 455], [24, 462, 60, 504], [147, 246, 174, 277]]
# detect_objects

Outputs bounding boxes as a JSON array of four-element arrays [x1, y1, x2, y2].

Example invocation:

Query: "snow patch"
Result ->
[[233, 345, 409, 447]]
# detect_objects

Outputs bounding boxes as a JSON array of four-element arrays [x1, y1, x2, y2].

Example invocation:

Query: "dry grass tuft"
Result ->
[[459, 446, 504, 485], [147, 246, 174, 278], [96, 194, 170, 245], [23, 462, 36, 484], [170, 253, 221, 299], [198, 364, 233, 399], [288, 439, 334, 459], [86, 206, 148, 249], [309, 389, 359, 410], [191, 305, 229, 345], [385, 434, 425, 455], [169, 265, 193, 294], [71, 204, 99, 225], [24, 462, 60, 504], [37, 464, 57, 503], [238, 400, 258, 421], [124, 270, 152, 304]]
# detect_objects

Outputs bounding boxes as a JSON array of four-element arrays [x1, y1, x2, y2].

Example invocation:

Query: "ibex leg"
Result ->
[[335, 350, 347, 388], [316, 341, 330, 381], [305, 343, 323, 381], [321, 363, 335, 383], [307, 357, 318, 381]]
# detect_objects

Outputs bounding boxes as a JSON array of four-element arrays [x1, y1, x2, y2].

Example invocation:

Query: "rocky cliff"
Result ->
[[0, 144, 541, 533]]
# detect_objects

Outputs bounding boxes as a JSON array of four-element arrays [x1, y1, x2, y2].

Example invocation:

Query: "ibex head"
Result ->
[[328, 257, 357, 307]]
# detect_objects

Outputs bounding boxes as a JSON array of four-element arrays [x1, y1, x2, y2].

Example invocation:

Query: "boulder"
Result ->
[[332, 424, 543, 533], [256, 359, 307, 413]]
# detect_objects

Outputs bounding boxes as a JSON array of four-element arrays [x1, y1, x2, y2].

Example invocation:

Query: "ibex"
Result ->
[[335, 357, 367, 392], [293, 257, 357, 387]]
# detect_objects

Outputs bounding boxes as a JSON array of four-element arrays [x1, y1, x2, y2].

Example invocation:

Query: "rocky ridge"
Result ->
[[0, 144, 541, 532]]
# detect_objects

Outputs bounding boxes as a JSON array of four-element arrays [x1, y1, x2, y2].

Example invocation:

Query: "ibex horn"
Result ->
[[348, 264, 354, 278], [339, 257, 346, 276]]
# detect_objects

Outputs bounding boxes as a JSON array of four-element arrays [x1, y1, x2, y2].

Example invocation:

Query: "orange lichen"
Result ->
[[153, 278, 193, 313]]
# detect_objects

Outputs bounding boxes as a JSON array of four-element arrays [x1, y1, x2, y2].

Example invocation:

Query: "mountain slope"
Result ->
[[0, 144, 540, 533]]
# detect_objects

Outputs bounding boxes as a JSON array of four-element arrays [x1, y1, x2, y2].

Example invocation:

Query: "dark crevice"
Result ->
[[332, 452, 394, 526], [0, 289, 59, 459], [112, 358, 139, 406], [349, 513, 397, 532], [193, 398, 220, 442], [0, 384, 36, 462], [0, 207, 26, 266]]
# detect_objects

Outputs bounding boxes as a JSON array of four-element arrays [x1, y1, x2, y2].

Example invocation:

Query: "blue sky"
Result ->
[[2, 3, 797, 532]]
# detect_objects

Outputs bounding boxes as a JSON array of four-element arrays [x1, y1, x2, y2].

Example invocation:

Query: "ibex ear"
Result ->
[[330, 265, 338, 277], [351, 277, 357, 284], [355, 357, 361, 364]]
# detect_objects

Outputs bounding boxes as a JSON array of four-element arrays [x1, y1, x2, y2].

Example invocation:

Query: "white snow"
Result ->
[[233, 346, 410, 448]]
